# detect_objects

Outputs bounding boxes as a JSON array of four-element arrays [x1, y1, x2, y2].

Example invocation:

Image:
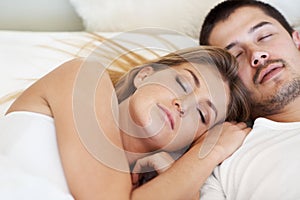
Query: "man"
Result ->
[[198, 0, 300, 199]]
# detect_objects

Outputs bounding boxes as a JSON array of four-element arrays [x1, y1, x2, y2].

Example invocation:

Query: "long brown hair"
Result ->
[[114, 46, 251, 122]]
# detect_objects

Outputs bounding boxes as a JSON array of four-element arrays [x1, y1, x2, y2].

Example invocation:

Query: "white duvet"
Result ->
[[0, 155, 73, 200]]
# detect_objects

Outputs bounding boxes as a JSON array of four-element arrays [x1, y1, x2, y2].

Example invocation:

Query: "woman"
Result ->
[[3, 46, 251, 199]]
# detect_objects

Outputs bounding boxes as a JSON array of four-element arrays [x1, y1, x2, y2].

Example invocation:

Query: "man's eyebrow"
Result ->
[[225, 21, 272, 50], [184, 68, 200, 87], [249, 21, 272, 34]]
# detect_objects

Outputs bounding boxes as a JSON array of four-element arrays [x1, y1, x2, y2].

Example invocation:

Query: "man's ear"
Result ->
[[133, 66, 154, 87], [292, 31, 300, 50]]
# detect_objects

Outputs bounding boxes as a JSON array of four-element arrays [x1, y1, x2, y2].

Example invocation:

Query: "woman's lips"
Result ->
[[157, 104, 174, 130]]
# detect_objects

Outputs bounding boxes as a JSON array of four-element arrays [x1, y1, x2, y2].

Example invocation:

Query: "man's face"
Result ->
[[208, 6, 300, 117]]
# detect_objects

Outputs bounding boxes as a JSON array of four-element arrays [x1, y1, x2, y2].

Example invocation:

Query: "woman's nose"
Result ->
[[251, 51, 269, 67], [173, 94, 199, 117], [173, 99, 185, 117]]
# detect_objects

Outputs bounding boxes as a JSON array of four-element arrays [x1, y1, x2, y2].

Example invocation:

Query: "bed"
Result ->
[[0, 0, 299, 199]]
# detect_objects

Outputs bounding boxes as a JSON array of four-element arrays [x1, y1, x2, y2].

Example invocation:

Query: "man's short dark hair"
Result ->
[[199, 0, 294, 45]]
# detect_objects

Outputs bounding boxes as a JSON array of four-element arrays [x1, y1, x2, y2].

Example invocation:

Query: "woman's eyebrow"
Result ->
[[184, 68, 200, 88]]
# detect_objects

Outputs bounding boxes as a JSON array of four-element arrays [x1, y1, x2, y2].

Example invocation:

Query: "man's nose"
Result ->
[[251, 51, 269, 67]]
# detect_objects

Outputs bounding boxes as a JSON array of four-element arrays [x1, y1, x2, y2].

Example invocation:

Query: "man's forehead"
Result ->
[[208, 6, 274, 46]]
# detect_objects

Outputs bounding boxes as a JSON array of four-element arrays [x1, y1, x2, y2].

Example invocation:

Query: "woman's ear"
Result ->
[[133, 66, 154, 87], [292, 31, 300, 50]]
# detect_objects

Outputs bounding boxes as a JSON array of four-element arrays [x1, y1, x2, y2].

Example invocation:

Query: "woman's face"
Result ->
[[119, 62, 230, 152]]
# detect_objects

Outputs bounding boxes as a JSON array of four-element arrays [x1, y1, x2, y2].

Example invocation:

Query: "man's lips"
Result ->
[[256, 62, 284, 84], [157, 104, 174, 130]]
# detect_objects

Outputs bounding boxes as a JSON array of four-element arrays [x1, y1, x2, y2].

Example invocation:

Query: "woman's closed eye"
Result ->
[[175, 75, 191, 93], [197, 109, 206, 124]]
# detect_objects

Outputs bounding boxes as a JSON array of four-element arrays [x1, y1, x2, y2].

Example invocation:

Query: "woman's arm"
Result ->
[[30, 58, 133, 199], [131, 122, 251, 200]]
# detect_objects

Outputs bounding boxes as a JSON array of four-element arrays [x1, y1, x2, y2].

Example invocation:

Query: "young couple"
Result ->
[[1, 0, 300, 199]]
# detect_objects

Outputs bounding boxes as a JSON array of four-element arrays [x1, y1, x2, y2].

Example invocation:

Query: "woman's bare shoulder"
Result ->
[[6, 58, 108, 116]]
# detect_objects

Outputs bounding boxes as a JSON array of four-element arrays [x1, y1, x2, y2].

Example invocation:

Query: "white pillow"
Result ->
[[264, 0, 300, 30], [69, 0, 300, 39], [69, 0, 222, 39]]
